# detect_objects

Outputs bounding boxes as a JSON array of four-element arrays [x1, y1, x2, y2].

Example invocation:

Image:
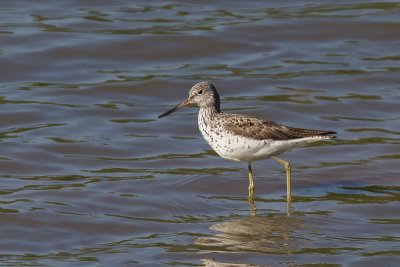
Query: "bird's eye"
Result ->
[[197, 90, 203, 95]]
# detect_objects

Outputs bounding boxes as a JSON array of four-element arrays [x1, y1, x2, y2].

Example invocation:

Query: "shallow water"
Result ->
[[1, 0, 399, 266]]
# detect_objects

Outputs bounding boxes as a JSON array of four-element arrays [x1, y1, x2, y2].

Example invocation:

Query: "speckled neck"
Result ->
[[199, 106, 220, 122]]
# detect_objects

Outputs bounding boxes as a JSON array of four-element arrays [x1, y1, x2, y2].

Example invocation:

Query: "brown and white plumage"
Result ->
[[221, 113, 335, 141], [158, 81, 336, 212]]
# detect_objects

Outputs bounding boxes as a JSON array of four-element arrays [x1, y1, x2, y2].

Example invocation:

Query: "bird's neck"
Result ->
[[199, 105, 221, 121]]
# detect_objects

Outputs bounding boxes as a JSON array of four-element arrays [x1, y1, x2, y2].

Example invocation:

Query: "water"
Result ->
[[1, 1, 399, 266]]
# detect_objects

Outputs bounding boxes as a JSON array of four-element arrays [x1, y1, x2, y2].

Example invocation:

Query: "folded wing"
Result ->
[[220, 113, 336, 141]]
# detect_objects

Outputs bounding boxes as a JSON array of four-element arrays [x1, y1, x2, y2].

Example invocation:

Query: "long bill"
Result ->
[[158, 98, 192, 118]]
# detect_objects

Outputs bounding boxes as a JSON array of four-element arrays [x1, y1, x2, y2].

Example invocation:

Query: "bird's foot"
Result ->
[[248, 196, 257, 216]]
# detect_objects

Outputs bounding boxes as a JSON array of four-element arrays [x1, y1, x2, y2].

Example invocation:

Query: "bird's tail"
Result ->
[[287, 127, 337, 139]]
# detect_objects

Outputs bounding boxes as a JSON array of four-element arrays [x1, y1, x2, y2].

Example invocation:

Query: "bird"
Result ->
[[158, 81, 336, 212]]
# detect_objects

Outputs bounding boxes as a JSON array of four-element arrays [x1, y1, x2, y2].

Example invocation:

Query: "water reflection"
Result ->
[[197, 213, 305, 254], [202, 258, 271, 267]]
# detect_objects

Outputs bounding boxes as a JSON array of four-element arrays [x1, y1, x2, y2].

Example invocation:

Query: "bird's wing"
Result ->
[[220, 113, 335, 141]]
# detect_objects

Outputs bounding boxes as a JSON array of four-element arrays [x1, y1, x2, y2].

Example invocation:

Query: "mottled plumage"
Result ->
[[158, 81, 336, 212], [218, 113, 335, 141]]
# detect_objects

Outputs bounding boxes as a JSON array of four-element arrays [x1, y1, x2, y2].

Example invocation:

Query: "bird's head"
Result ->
[[158, 81, 221, 118]]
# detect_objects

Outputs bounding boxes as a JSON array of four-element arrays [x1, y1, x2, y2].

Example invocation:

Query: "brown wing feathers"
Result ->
[[221, 114, 336, 141]]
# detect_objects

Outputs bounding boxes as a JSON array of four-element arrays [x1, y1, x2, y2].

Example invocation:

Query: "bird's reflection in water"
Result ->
[[201, 258, 271, 267], [197, 213, 307, 255]]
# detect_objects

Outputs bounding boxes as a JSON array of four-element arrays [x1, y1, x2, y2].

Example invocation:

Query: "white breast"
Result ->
[[197, 110, 268, 162]]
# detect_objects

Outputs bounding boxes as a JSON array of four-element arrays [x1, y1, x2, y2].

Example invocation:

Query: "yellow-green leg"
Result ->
[[248, 162, 256, 212], [271, 156, 291, 203]]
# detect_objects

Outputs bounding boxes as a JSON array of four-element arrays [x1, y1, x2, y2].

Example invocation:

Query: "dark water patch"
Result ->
[[93, 151, 211, 162], [0, 207, 20, 213], [267, 2, 400, 18], [315, 93, 382, 102], [322, 190, 400, 204], [0, 123, 67, 140], [283, 59, 349, 66], [370, 218, 400, 225], [321, 116, 387, 122], [170, 136, 198, 140], [47, 137, 86, 143], [109, 118, 156, 123], [125, 133, 159, 138], [333, 137, 400, 145], [0, 97, 86, 108], [363, 54, 400, 61], [340, 185, 400, 196], [346, 128, 400, 135], [89, 167, 239, 176], [375, 154, 400, 160]]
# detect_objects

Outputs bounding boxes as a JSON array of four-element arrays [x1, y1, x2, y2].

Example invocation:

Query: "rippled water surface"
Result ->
[[1, 0, 399, 266]]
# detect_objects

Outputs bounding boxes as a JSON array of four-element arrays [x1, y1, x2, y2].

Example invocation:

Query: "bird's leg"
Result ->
[[286, 200, 292, 216], [248, 162, 256, 212], [248, 162, 255, 197], [271, 156, 291, 203]]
